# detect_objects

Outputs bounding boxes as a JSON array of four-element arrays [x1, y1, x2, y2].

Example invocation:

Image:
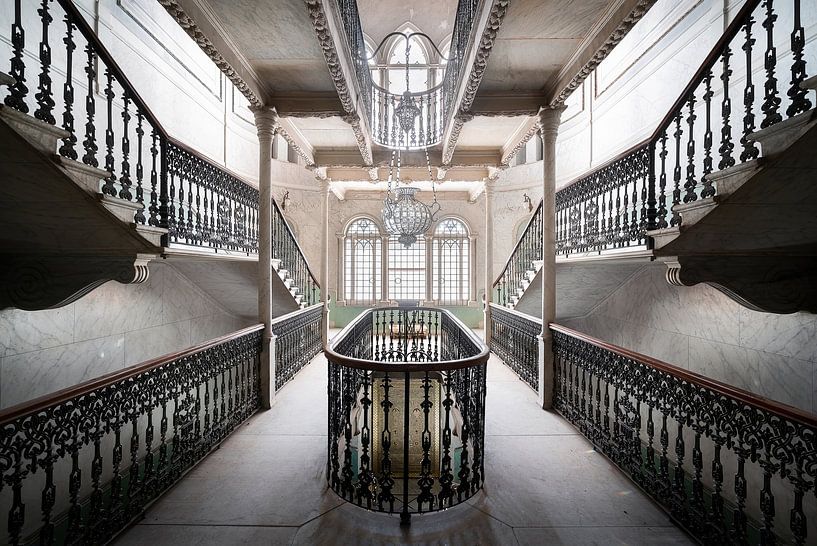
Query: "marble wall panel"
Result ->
[[0, 305, 75, 358], [576, 265, 817, 414], [124, 320, 192, 366], [688, 339, 813, 412], [0, 262, 244, 409], [73, 265, 165, 342], [1, 335, 125, 408]]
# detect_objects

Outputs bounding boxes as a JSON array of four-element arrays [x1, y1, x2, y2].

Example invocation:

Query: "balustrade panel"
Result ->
[[488, 304, 540, 392], [551, 324, 817, 545], [325, 307, 488, 522], [273, 304, 323, 391], [0, 326, 263, 545]]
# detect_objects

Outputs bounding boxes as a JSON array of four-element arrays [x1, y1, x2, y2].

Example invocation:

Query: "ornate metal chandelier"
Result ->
[[382, 150, 440, 247]]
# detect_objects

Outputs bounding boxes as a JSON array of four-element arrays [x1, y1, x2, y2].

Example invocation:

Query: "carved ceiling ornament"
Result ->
[[306, 1, 373, 166], [550, 0, 657, 106], [156, 0, 262, 108], [501, 121, 541, 167]]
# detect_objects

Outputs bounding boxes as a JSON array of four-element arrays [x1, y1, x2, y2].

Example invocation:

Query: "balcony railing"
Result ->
[[495, 0, 815, 286], [324, 307, 489, 524], [551, 324, 817, 545], [554, 0, 814, 256], [1, 0, 320, 306], [272, 304, 323, 391], [334, 0, 480, 149], [488, 303, 540, 391], [0, 325, 264, 545]]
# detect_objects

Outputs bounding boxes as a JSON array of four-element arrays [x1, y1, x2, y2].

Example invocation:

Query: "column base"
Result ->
[[537, 331, 553, 410]]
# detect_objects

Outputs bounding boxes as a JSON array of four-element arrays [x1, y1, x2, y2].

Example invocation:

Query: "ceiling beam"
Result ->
[[273, 93, 345, 118], [470, 92, 545, 117], [440, 0, 512, 166]]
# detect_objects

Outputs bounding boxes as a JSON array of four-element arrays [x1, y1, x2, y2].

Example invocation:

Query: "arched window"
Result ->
[[344, 218, 382, 304], [387, 235, 426, 301], [387, 32, 430, 94], [432, 218, 470, 304]]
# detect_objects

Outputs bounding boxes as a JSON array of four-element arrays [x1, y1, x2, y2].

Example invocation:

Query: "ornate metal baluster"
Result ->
[[710, 439, 725, 535], [134, 112, 146, 223], [760, 0, 782, 128], [670, 112, 683, 226], [148, 129, 160, 226], [118, 92, 133, 201], [39, 442, 56, 545], [378, 372, 395, 512], [439, 370, 454, 507], [59, 13, 78, 159], [34, 0, 55, 124], [417, 371, 435, 511], [786, 0, 811, 117], [101, 70, 117, 196], [341, 368, 355, 499], [672, 422, 687, 521], [81, 44, 99, 167], [718, 49, 735, 171], [702, 70, 716, 199], [6, 0, 29, 112], [684, 94, 697, 203], [741, 17, 760, 161], [758, 450, 779, 544]]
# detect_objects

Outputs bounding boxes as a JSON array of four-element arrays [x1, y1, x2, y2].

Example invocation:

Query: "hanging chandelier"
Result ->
[[382, 150, 440, 247]]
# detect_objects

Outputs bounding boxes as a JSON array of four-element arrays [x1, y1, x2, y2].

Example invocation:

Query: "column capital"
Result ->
[[537, 105, 567, 140], [251, 106, 278, 140]]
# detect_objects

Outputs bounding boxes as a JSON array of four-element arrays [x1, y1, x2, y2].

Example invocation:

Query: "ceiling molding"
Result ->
[[470, 93, 545, 117], [275, 119, 315, 166], [547, 0, 658, 106], [500, 117, 540, 167], [441, 0, 511, 165], [305, 0, 374, 166], [157, 0, 267, 107], [273, 93, 345, 118]]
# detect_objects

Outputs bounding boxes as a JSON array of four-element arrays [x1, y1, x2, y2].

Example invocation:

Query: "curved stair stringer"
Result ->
[[0, 105, 163, 311]]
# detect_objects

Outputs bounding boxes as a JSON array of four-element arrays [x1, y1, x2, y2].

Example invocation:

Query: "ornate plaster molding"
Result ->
[[549, 0, 657, 106], [342, 113, 374, 166], [275, 124, 315, 167], [157, 0, 263, 107], [442, 0, 511, 165], [500, 122, 540, 167]]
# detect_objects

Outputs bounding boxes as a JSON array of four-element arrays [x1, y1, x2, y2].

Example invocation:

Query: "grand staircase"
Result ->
[[495, 0, 817, 317], [0, 0, 319, 319]]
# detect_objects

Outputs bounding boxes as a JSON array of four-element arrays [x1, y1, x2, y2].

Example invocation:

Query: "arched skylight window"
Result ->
[[432, 218, 470, 304], [387, 32, 431, 94], [344, 218, 382, 304]]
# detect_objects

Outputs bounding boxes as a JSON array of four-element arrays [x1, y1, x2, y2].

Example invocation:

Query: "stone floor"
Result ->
[[115, 345, 693, 545]]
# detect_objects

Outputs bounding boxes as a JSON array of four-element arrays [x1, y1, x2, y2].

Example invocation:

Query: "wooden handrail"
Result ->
[[0, 324, 264, 425], [492, 197, 543, 287], [325, 307, 489, 372], [272, 302, 322, 325], [550, 323, 817, 428]]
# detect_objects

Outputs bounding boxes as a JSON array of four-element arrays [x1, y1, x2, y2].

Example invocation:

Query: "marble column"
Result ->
[[321, 179, 331, 346], [537, 106, 565, 409], [252, 106, 277, 409], [483, 178, 495, 343]]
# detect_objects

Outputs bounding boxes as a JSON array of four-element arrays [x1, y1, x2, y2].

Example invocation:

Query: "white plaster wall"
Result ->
[[562, 263, 817, 415], [0, 262, 249, 409]]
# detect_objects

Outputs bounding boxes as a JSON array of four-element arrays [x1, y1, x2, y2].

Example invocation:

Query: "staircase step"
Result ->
[[748, 108, 817, 157], [531, 260, 543, 271], [99, 194, 143, 224], [55, 156, 111, 194], [0, 105, 70, 155], [133, 224, 168, 247], [801, 75, 817, 91], [671, 196, 719, 226], [0, 72, 13, 87], [705, 159, 762, 198], [271, 258, 282, 270], [647, 225, 681, 250]]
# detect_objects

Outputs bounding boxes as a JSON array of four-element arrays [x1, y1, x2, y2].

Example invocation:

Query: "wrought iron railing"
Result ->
[[1, 0, 320, 305], [324, 307, 489, 524], [333, 0, 480, 149], [493, 198, 543, 308], [551, 324, 817, 545], [441, 0, 479, 122], [370, 83, 445, 149], [272, 304, 323, 391], [554, 0, 814, 256], [488, 303, 540, 391], [0, 324, 264, 545]]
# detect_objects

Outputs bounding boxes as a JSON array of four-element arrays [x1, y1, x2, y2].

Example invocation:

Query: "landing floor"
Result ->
[[116, 348, 693, 545]]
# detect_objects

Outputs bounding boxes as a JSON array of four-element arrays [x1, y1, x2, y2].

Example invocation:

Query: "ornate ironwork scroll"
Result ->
[[325, 307, 488, 524], [488, 303, 540, 391], [551, 324, 817, 545], [0, 325, 263, 545]]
